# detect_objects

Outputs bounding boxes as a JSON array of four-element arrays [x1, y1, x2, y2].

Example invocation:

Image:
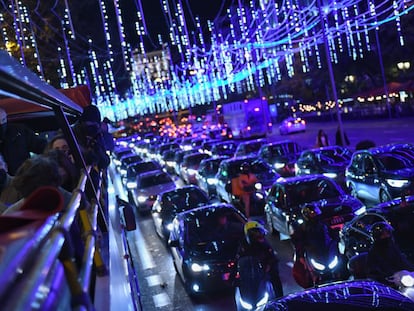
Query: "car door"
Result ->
[[361, 155, 381, 202], [267, 185, 289, 235]]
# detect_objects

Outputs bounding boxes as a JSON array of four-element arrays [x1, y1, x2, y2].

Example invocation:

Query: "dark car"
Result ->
[[345, 143, 414, 204], [265, 279, 414, 311], [195, 156, 229, 197], [234, 138, 268, 157], [295, 145, 352, 190], [167, 203, 247, 296], [207, 140, 239, 157], [151, 185, 210, 242], [258, 140, 303, 177], [215, 156, 280, 204], [265, 174, 365, 239], [339, 195, 414, 261], [117, 154, 143, 177]]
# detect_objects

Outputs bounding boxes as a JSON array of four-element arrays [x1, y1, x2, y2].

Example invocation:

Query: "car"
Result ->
[[151, 185, 210, 242], [129, 170, 177, 215], [179, 152, 211, 184], [258, 140, 303, 177], [215, 156, 280, 204], [266, 279, 414, 310], [117, 154, 143, 176], [167, 203, 247, 296], [345, 143, 414, 204], [112, 146, 135, 167], [339, 195, 414, 261], [278, 116, 306, 135], [123, 160, 162, 187], [295, 145, 352, 190], [173, 149, 198, 177], [265, 174, 365, 239], [233, 138, 268, 157], [206, 140, 239, 157], [195, 156, 229, 197]]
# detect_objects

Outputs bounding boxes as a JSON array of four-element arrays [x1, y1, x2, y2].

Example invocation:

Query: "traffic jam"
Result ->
[[111, 109, 414, 310]]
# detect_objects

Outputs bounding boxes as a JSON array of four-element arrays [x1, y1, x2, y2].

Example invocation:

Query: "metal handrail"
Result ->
[[0, 168, 106, 310]]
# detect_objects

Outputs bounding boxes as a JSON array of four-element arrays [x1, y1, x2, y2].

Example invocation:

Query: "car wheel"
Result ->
[[379, 189, 391, 203]]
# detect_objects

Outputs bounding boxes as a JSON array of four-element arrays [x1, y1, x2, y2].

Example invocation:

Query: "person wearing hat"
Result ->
[[0, 108, 47, 176]]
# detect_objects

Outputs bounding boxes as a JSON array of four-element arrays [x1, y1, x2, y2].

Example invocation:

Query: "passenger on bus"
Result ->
[[0, 154, 72, 213], [0, 108, 47, 176], [72, 105, 110, 170]]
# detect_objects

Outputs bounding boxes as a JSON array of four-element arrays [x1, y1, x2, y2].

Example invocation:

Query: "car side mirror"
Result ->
[[168, 239, 179, 248]]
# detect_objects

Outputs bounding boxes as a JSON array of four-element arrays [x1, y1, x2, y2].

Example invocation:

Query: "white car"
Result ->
[[279, 117, 306, 135]]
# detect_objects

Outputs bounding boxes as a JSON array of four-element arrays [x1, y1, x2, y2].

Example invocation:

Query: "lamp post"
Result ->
[[316, 0, 345, 145]]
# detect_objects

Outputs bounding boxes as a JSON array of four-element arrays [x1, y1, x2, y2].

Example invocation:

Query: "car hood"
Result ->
[[382, 168, 414, 179], [138, 183, 176, 196], [300, 196, 363, 220]]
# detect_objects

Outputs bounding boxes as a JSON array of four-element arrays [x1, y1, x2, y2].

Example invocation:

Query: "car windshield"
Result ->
[[227, 159, 272, 178], [286, 179, 342, 206], [164, 189, 208, 212], [140, 173, 173, 188], [130, 162, 159, 174], [376, 152, 414, 170], [185, 154, 209, 166], [317, 148, 351, 165], [269, 142, 300, 156], [184, 211, 245, 245]]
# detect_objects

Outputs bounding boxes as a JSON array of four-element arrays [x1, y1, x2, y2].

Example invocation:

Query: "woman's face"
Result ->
[[52, 138, 70, 154]]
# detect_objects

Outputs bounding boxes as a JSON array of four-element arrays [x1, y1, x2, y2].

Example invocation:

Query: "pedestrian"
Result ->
[[335, 126, 350, 147], [315, 129, 329, 148], [0, 108, 47, 175]]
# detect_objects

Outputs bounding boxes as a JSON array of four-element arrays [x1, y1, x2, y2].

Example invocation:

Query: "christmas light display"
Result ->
[[0, 0, 413, 120]]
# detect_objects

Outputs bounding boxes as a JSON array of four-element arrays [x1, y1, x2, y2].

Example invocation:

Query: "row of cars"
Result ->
[[112, 132, 414, 301]]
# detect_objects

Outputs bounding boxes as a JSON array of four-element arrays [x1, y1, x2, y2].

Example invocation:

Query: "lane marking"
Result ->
[[133, 228, 156, 270], [146, 275, 162, 287], [153, 293, 171, 308]]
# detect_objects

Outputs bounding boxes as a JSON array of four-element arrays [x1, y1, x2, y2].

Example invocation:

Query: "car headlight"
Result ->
[[137, 195, 148, 203], [328, 255, 339, 269], [257, 292, 269, 307], [274, 162, 285, 169], [207, 177, 218, 185], [386, 179, 410, 188], [310, 258, 325, 271], [126, 181, 137, 189], [255, 182, 262, 190], [191, 263, 210, 272], [323, 172, 337, 179], [166, 222, 174, 231], [354, 206, 366, 216]]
